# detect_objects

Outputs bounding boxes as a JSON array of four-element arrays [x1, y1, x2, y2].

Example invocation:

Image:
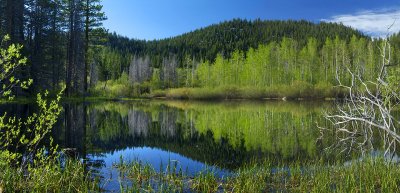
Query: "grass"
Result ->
[[1, 157, 399, 192], [159, 86, 266, 100], [0, 160, 99, 193], [155, 84, 346, 100]]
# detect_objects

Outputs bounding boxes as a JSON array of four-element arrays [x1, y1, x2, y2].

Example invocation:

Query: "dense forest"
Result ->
[[1, 0, 400, 98], [0, 0, 106, 96], [106, 19, 367, 67]]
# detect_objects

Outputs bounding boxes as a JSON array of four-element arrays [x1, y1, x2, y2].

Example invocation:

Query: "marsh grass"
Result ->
[[1, 157, 399, 192], [114, 159, 187, 192], [0, 160, 99, 193]]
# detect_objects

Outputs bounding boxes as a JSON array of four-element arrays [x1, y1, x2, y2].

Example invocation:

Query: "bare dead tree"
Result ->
[[320, 38, 400, 157], [129, 55, 152, 84], [160, 55, 178, 89]]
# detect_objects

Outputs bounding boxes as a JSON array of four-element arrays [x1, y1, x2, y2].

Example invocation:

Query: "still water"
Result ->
[[4, 100, 384, 191]]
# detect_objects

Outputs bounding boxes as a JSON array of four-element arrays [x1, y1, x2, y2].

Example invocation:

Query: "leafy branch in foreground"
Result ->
[[0, 90, 62, 164], [0, 36, 94, 192], [0, 34, 99, 192], [321, 38, 400, 156], [0, 34, 63, 167], [0, 35, 32, 100]]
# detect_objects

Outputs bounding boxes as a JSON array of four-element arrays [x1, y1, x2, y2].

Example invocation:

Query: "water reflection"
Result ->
[[51, 101, 336, 170], [2, 100, 378, 169]]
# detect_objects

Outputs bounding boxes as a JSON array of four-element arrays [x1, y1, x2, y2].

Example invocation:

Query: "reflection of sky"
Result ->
[[89, 147, 229, 192]]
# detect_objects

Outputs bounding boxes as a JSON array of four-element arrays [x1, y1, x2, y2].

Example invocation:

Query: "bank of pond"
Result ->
[[91, 84, 347, 100]]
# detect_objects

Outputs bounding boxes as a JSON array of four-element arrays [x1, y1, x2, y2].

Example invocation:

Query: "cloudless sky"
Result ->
[[102, 0, 400, 40]]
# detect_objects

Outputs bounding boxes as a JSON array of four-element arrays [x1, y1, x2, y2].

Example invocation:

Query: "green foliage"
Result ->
[[0, 35, 32, 100], [0, 90, 63, 166], [92, 80, 132, 98], [0, 36, 61, 169], [0, 36, 98, 192]]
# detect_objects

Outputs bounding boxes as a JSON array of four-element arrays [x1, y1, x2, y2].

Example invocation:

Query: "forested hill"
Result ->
[[97, 19, 400, 99], [107, 19, 367, 66]]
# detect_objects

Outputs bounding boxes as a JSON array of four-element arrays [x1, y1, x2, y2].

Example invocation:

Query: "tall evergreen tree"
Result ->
[[82, 0, 106, 93]]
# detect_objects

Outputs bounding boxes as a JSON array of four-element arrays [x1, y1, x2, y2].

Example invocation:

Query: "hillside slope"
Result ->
[[107, 19, 367, 66]]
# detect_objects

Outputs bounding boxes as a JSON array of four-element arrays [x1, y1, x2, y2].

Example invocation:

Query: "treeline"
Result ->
[[100, 19, 367, 80], [0, 0, 106, 96]]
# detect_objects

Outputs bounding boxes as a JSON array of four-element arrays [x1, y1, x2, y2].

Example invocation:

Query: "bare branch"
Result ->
[[321, 38, 400, 156]]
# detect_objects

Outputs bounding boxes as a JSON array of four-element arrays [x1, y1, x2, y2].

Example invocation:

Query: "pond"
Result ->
[[1, 100, 392, 191]]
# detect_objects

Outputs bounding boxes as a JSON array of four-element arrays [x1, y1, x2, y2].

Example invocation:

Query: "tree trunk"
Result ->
[[66, 0, 75, 97], [84, 0, 89, 94]]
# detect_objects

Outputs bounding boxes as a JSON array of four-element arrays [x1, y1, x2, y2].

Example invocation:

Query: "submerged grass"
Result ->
[[1, 157, 399, 192]]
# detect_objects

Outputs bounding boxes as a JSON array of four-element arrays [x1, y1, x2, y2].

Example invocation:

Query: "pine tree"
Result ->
[[82, 0, 106, 93]]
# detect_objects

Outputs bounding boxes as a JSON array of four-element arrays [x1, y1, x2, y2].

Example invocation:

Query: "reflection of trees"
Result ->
[[159, 106, 177, 138], [89, 108, 98, 134], [81, 102, 337, 167], [191, 105, 325, 160], [128, 110, 151, 138], [63, 103, 86, 155], [6, 100, 399, 171], [50, 101, 399, 170]]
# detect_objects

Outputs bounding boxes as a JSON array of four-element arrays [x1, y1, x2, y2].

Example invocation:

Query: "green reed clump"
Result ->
[[0, 159, 99, 193], [306, 158, 400, 192], [266, 158, 400, 192], [115, 159, 187, 192], [191, 170, 220, 193], [223, 164, 271, 193]]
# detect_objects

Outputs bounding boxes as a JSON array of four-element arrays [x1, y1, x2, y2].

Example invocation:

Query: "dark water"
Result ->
[[2, 100, 392, 191]]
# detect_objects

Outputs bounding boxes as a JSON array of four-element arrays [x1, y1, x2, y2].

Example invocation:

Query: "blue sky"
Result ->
[[102, 0, 400, 40]]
